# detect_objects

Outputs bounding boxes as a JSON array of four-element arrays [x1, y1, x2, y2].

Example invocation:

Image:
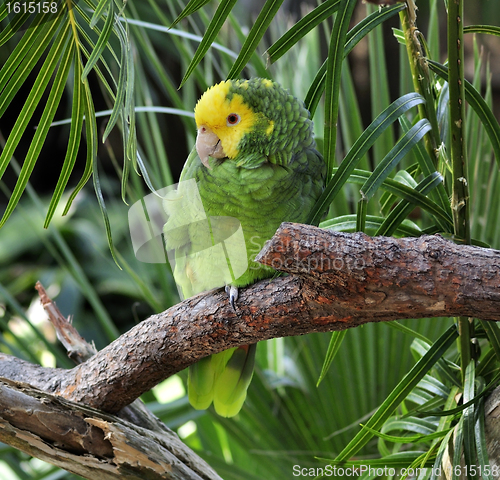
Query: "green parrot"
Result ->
[[163, 78, 325, 417]]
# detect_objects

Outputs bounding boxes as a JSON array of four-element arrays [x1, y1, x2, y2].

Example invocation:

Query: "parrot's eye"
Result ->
[[226, 113, 241, 126]]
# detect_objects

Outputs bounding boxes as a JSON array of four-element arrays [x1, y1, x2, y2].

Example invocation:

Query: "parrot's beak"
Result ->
[[196, 126, 226, 168]]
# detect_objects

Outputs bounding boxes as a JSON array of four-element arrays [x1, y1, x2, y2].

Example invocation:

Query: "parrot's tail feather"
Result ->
[[213, 344, 257, 418], [188, 356, 217, 410], [188, 348, 237, 410]]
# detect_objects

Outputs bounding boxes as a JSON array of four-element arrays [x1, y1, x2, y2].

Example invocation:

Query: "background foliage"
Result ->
[[0, 0, 500, 478]]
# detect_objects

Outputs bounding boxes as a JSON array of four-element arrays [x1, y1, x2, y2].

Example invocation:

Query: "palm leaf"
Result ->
[[226, 0, 284, 80], [323, 0, 358, 178], [360, 119, 432, 200], [170, 0, 213, 28], [0, 21, 71, 227], [316, 330, 347, 386], [44, 45, 84, 227], [265, 0, 341, 64], [428, 60, 500, 167], [82, 0, 115, 79], [179, 0, 237, 88], [305, 3, 406, 117], [332, 325, 457, 463], [308, 93, 426, 225], [63, 76, 97, 215]]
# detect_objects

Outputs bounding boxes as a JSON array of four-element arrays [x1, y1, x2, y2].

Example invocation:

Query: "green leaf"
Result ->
[[464, 24, 500, 37], [0, 9, 32, 46], [64, 75, 97, 215], [0, 11, 64, 118], [103, 14, 129, 141], [226, 0, 284, 80], [384, 321, 432, 345], [410, 338, 461, 388], [0, 22, 71, 227], [322, 451, 435, 468], [321, 214, 423, 237], [266, 0, 341, 64], [227, 13, 268, 79], [317, 330, 347, 386], [332, 324, 457, 463], [179, 0, 237, 88], [381, 415, 438, 436], [90, 0, 111, 29], [406, 395, 446, 416], [82, 0, 115, 79], [392, 27, 405, 45], [361, 423, 452, 444], [462, 361, 477, 480], [366, 3, 394, 164], [430, 428, 454, 480], [360, 119, 432, 201], [376, 172, 445, 236], [407, 387, 436, 406], [305, 3, 406, 116], [345, 3, 406, 55], [452, 418, 465, 480], [45, 45, 84, 227], [474, 398, 493, 480], [308, 92, 426, 225], [479, 320, 500, 363], [356, 197, 367, 232], [428, 59, 500, 168], [475, 348, 497, 379], [92, 148, 121, 270], [380, 169, 417, 216], [346, 169, 454, 229], [416, 372, 499, 417], [398, 114, 452, 218], [170, 0, 213, 28], [323, 0, 358, 178], [417, 375, 450, 399], [72, 14, 115, 89]]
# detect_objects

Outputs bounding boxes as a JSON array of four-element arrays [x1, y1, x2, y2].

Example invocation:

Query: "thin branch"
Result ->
[[399, 0, 440, 164], [35, 281, 97, 363], [0, 224, 499, 415]]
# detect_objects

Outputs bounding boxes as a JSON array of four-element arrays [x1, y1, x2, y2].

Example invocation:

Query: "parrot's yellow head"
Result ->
[[194, 79, 275, 167]]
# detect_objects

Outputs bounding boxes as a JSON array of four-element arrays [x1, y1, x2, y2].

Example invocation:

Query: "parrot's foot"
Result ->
[[225, 285, 239, 311]]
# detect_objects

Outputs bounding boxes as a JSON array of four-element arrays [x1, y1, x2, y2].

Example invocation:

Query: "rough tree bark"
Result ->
[[0, 379, 221, 480], [1, 223, 500, 479]]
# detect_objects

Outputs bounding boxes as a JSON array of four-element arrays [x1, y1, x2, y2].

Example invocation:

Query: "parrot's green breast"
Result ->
[[190, 143, 324, 288]]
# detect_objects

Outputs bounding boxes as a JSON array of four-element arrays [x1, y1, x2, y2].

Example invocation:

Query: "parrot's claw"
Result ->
[[225, 285, 239, 311]]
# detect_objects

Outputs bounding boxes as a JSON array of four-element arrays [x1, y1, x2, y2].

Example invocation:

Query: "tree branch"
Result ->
[[0, 378, 221, 480], [1, 283, 222, 479], [2, 223, 500, 478], [0, 223, 499, 414]]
